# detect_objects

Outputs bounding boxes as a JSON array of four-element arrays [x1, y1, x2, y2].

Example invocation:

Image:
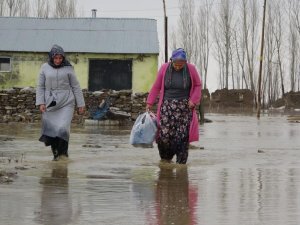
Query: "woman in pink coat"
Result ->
[[146, 48, 202, 164]]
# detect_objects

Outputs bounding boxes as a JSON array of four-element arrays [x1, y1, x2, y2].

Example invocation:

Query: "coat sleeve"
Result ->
[[68, 68, 85, 107], [146, 65, 165, 105], [189, 64, 202, 105], [36, 67, 46, 106]]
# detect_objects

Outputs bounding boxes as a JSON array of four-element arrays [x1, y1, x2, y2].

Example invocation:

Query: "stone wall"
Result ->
[[0, 87, 259, 124], [0, 87, 151, 123], [0, 87, 39, 123]]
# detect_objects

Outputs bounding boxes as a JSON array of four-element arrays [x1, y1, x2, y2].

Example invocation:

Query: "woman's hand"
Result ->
[[78, 107, 85, 115], [39, 104, 46, 113], [146, 104, 152, 112], [188, 100, 195, 109]]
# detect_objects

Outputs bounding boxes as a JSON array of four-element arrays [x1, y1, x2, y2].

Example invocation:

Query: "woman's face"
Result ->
[[53, 54, 64, 66], [172, 60, 186, 71]]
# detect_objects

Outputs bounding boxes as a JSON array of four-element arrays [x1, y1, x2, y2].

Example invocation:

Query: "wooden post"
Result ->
[[257, 0, 267, 118], [163, 0, 168, 62]]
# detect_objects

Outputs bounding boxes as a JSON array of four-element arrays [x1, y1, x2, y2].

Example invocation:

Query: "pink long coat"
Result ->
[[147, 63, 202, 143]]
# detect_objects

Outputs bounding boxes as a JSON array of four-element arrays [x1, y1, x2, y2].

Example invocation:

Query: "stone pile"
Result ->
[[284, 91, 300, 109], [271, 91, 300, 110], [72, 89, 134, 123], [210, 89, 254, 112], [131, 92, 148, 120], [131, 92, 159, 120], [109, 90, 132, 113]]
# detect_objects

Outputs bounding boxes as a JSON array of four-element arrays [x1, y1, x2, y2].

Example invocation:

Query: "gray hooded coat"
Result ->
[[36, 45, 85, 142]]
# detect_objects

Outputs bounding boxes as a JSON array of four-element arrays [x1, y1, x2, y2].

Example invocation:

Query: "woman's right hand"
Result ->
[[39, 104, 46, 113], [146, 104, 152, 112]]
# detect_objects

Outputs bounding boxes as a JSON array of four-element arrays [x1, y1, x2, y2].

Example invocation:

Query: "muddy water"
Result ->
[[0, 114, 300, 225]]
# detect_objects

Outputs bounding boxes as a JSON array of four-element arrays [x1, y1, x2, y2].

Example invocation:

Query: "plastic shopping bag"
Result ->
[[130, 112, 157, 147]]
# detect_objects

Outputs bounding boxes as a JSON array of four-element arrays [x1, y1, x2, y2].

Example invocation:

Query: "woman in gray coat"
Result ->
[[36, 45, 85, 160]]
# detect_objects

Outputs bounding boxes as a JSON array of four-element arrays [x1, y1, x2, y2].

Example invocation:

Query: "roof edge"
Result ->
[[0, 16, 157, 22]]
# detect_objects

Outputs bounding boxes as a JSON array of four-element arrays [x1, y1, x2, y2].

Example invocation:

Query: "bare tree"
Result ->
[[53, 0, 77, 18], [67, 0, 77, 17], [241, 0, 259, 93], [196, 0, 214, 89], [213, 18, 226, 89], [0, 0, 6, 16], [53, 0, 68, 18], [271, 1, 285, 97], [169, 28, 178, 53], [35, 0, 50, 18], [6, 0, 18, 16], [177, 0, 197, 63], [15, 0, 30, 17], [289, 0, 300, 35], [288, 0, 300, 92], [263, 1, 279, 106], [213, 0, 235, 89], [233, 29, 249, 89]]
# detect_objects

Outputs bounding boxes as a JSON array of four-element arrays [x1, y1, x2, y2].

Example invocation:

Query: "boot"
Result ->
[[51, 145, 59, 161], [57, 138, 69, 158]]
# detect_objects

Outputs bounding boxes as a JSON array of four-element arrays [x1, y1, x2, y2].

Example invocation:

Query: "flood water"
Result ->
[[0, 114, 300, 225]]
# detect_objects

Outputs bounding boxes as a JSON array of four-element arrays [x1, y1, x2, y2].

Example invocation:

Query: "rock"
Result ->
[[92, 91, 105, 97], [287, 116, 300, 123], [189, 145, 205, 150], [15, 166, 29, 170], [0, 135, 14, 141], [82, 144, 102, 148], [20, 87, 35, 94], [0, 176, 13, 183], [6, 88, 17, 94], [204, 118, 213, 123], [0, 170, 17, 184], [107, 109, 131, 120]]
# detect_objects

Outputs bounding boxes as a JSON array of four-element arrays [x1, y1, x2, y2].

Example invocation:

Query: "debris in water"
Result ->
[[82, 144, 102, 148]]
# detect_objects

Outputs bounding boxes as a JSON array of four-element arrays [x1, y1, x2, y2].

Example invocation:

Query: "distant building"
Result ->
[[0, 17, 159, 92]]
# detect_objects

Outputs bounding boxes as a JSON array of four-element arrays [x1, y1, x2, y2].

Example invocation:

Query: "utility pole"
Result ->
[[257, 0, 267, 118], [163, 0, 168, 62]]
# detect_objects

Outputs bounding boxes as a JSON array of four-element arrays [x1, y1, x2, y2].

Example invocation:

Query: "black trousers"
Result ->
[[39, 135, 69, 157]]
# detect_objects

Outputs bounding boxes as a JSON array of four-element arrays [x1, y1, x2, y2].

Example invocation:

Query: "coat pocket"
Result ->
[[46, 91, 57, 108]]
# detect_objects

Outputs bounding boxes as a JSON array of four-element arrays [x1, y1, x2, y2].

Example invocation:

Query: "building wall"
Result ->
[[0, 52, 158, 92]]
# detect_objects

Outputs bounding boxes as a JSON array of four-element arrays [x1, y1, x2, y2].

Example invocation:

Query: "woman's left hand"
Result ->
[[78, 107, 85, 115], [188, 100, 195, 109]]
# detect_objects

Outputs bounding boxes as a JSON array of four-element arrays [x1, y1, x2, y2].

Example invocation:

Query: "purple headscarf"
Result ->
[[170, 48, 187, 61]]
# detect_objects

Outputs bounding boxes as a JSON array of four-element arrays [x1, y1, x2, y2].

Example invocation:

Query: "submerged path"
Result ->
[[0, 114, 300, 225]]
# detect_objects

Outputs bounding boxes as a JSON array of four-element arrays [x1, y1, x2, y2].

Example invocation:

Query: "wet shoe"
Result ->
[[51, 147, 59, 161]]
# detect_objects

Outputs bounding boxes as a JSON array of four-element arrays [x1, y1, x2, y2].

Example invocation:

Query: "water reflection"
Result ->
[[36, 163, 72, 225], [155, 165, 198, 225]]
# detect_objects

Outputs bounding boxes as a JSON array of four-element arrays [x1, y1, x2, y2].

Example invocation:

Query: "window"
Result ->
[[0, 57, 11, 72]]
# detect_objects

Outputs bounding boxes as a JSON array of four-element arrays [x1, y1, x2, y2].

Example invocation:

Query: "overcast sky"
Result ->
[[78, 0, 181, 47], [77, 0, 218, 90]]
